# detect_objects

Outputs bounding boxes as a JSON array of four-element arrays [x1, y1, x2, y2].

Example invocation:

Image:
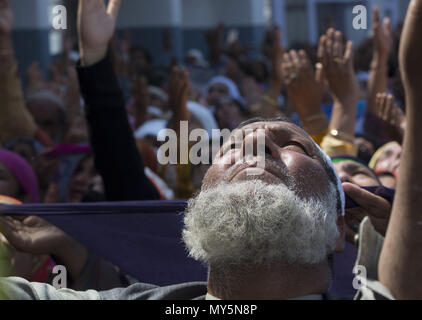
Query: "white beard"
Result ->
[[183, 179, 339, 267]]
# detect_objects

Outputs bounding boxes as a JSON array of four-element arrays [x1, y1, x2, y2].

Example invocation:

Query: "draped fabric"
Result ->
[[0, 201, 208, 286], [1, 200, 356, 297]]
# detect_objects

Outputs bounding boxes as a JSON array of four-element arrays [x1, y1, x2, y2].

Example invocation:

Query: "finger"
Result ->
[[317, 35, 326, 63], [298, 50, 311, 70], [282, 53, 294, 83], [342, 182, 392, 219], [107, 0, 122, 20], [289, 50, 300, 73], [373, 6, 380, 30], [325, 28, 335, 59], [376, 93, 386, 119], [381, 93, 389, 121], [383, 17, 392, 37], [333, 31, 344, 58], [344, 41, 354, 66], [315, 63, 325, 86], [375, 93, 383, 116]]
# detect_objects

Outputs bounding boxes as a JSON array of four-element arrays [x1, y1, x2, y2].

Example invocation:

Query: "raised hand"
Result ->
[[77, 0, 122, 66], [343, 183, 391, 240], [206, 23, 224, 66], [318, 29, 359, 104], [0, 215, 88, 279], [0, 216, 71, 256], [378, 0, 422, 299], [318, 29, 359, 139], [373, 6, 392, 60], [270, 27, 284, 90], [0, 0, 13, 36], [399, 0, 422, 88], [374, 93, 406, 142], [168, 67, 190, 116], [282, 50, 327, 133]]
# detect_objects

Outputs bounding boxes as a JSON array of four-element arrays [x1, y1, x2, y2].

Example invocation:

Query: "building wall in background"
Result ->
[[8, 0, 413, 75], [10, 0, 52, 82]]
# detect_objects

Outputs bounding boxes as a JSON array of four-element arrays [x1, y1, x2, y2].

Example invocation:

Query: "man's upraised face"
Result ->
[[183, 121, 342, 267], [203, 121, 333, 200]]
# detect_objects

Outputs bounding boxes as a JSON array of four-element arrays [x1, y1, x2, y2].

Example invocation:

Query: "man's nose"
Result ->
[[241, 129, 279, 159]]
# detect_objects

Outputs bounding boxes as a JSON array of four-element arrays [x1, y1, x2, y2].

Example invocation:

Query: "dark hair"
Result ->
[[130, 46, 153, 65]]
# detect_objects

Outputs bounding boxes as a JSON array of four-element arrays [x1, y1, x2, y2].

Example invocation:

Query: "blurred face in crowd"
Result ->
[[8, 142, 36, 164], [67, 156, 97, 203], [334, 160, 380, 187], [184, 121, 343, 267], [0, 162, 21, 201], [374, 142, 402, 177], [130, 48, 151, 74], [206, 83, 230, 107], [27, 99, 65, 143], [215, 98, 244, 130]]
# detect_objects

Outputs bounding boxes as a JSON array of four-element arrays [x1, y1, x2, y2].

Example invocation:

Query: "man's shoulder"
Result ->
[[99, 281, 208, 300]]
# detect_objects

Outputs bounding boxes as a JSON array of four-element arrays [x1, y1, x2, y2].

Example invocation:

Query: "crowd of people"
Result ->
[[0, 0, 421, 300]]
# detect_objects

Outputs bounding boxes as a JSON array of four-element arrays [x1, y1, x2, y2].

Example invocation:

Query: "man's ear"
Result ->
[[334, 214, 345, 252]]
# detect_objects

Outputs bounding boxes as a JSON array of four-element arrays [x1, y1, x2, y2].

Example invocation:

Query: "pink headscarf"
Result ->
[[0, 150, 39, 203]]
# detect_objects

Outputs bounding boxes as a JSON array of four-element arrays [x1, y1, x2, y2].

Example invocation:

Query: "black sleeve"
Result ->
[[76, 54, 160, 201]]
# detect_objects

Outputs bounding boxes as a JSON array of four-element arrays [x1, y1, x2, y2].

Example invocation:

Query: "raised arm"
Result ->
[[249, 27, 285, 119], [0, 0, 37, 145], [367, 7, 392, 114], [282, 50, 328, 137], [77, 0, 160, 201], [378, 0, 422, 299], [318, 29, 360, 156]]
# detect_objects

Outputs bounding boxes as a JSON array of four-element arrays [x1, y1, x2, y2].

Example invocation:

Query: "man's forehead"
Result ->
[[234, 121, 311, 140]]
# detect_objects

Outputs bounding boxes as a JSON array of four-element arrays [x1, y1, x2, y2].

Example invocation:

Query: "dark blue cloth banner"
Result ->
[[1, 200, 357, 298], [0, 201, 208, 286]]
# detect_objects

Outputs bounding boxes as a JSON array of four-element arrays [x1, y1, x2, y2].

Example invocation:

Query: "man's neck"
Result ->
[[207, 262, 331, 300]]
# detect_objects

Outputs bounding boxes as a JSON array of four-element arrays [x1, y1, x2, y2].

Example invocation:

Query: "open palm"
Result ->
[[0, 216, 69, 255], [78, 0, 122, 65]]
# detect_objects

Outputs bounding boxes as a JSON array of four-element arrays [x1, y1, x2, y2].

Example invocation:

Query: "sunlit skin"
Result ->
[[203, 121, 346, 299], [377, 172, 396, 189], [374, 142, 402, 176], [203, 121, 336, 204], [334, 161, 380, 187]]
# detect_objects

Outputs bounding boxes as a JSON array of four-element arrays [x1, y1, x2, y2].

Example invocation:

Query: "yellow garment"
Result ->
[[175, 163, 196, 199], [311, 129, 329, 146], [320, 135, 358, 158], [368, 142, 399, 170], [0, 53, 37, 144], [158, 144, 196, 200]]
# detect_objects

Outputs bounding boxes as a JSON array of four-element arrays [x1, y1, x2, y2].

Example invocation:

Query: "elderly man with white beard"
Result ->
[[2, 0, 422, 300], [183, 118, 345, 300]]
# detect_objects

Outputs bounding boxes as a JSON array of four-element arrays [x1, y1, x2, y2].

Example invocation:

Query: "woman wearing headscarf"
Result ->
[[0, 150, 55, 284], [0, 150, 39, 204]]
